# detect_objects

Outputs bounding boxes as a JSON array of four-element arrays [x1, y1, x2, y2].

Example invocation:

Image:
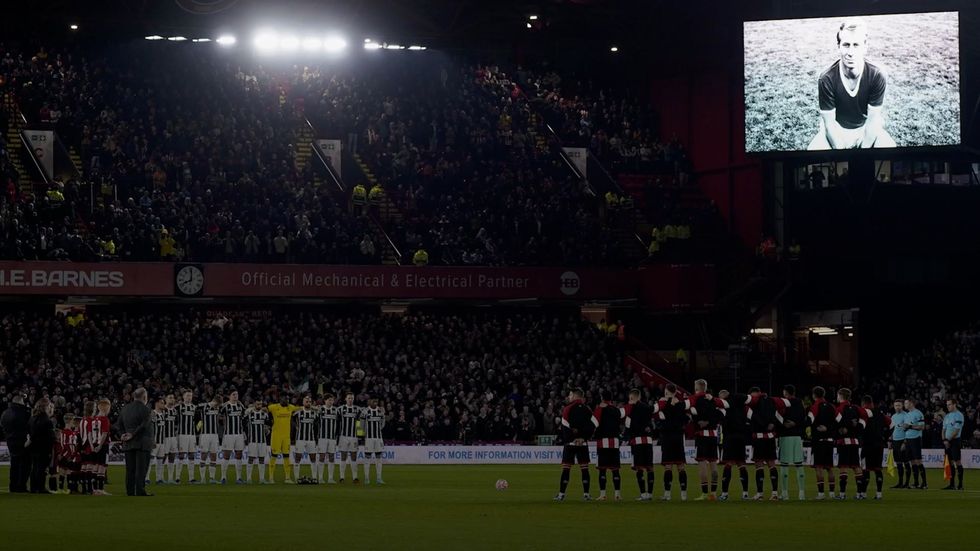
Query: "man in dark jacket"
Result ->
[[113, 388, 155, 496], [1, 394, 32, 492]]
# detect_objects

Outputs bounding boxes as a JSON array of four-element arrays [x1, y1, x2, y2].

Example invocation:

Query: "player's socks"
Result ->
[[663, 470, 673, 492], [755, 468, 764, 493], [956, 465, 964, 488], [636, 471, 646, 494], [839, 472, 848, 496], [828, 478, 836, 498], [375, 458, 383, 482], [317, 462, 324, 481], [581, 467, 591, 494], [796, 467, 806, 499], [911, 464, 920, 487], [700, 483, 708, 495], [352, 460, 360, 481], [646, 471, 655, 495], [739, 466, 749, 494], [721, 465, 732, 493], [293, 462, 301, 481], [269, 455, 278, 480], [710, 469, 718, 495], [780, 466, 789, 496], [918, 465, 927, 488], [612, 470, 621, 493], [284, 456, 293, 480], [678, 470, 687, 492], [894, 464, 904, 488], [363, 460, 371, 483], [168, 460, 175, 482], [559, 468, 571, 494], [769, 467, 778, 494], [328, 461, 336, 483], [598, 470, 607, 493]]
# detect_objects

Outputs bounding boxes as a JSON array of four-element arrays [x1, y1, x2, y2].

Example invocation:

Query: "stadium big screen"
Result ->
[[743, 11, 961, 153]]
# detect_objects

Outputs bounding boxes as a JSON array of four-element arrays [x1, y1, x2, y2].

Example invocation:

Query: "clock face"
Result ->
[[176, 265, 204, 295]]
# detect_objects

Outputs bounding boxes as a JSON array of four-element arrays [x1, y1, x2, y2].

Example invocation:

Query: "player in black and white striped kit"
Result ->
[[317, 394, 340, 484], [149, 398, 168, 485], [196, 396, 222, 484], [219, 390, 247, 484], [360, 398, 386, 485], [175, 390, 198, 484], [337, 392, 361, 483], [162, 394, 179, 483], [245, 398, 272, 484], [291, 395, 320, 482]]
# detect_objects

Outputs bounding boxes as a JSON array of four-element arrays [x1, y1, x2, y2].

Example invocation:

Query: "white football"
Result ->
[[495, 479, 509, 490]]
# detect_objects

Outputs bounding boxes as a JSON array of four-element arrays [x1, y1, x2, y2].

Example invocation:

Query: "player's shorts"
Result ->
[[945, 439, 962, 462], [596, 447, 621, 470], [91, 446, 109, 467], [222, 434, 245, 452], [153, 443, 166, 459], [862, 446, 884, 471], [294, 440, 316, 456], [812, 441, 834, 468], [270, 433, 291, 456], [161, 437, 178, 455], [364, 438, 384, 454], [751, 438, 777, 462], [904, 437, 923, 461], [778, 436, 804, 465], [317, 438, 338, 455], [199, 434, 220, 455], [660, 435, 685, 465], [892, 440, 906, 463], [338, 436, 359, 453], [721, 434, 747, 464], [178, 435, 197, 453], [695, 436, 719, 462], [59, 459, 80, 473], [631, 444, 654, 470], [837, 445, 860, 468], [560, 445, 590, 467], [247, 442, 268, 460]]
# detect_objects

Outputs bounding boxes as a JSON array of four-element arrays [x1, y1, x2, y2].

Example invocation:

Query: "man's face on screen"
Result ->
[[838, 30, 867, 71]]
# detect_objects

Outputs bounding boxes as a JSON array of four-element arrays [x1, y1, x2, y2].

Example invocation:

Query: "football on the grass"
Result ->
[[495, 479, 508, 490]]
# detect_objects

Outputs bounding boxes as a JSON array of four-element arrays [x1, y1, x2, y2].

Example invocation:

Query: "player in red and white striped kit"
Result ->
[[623, 389, 656, 501], [593, 390, 625, 501], [79, 399, 112, 495]]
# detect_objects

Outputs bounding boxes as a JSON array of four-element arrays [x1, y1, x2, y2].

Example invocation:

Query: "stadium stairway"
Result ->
[[294, 124, 314, 171], [351, 153, 403, 265], [3, 93, 30, 197]]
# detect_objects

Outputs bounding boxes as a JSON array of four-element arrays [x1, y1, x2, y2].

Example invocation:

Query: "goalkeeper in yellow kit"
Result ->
[[267, 395, 300, 482]]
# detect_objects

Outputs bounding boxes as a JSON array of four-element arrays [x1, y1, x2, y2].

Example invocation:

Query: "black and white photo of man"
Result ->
[[808, 18, 896, 150]]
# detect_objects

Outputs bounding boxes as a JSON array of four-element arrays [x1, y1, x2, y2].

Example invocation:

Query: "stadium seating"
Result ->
[[0, 309, 632, 444]]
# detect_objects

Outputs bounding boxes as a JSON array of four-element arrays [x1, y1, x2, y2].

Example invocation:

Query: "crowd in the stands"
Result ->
[[0, 309, 632, 444]]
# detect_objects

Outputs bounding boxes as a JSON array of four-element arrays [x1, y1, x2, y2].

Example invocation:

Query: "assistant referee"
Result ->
[[942, 399, 965, 491]]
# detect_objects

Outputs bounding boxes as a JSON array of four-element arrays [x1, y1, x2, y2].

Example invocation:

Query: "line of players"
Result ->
[[555, 381, 919, 502], [49, 399, 114, 495], [149, 390, 386, 485]]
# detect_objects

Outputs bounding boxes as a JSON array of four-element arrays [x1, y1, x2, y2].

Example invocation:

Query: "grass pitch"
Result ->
[[1, 466, 976, 550]]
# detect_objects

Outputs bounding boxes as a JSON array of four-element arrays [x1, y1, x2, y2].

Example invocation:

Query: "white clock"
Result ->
[[176, 265, 205, 296]]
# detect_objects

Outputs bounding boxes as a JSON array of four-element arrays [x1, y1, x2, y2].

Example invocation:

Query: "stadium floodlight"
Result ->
[[610, 46, 619, 52], [216, 35, 237, 46], [279, 35, 299, 51], [69, 24, 79, 31], [192, 38, 212, 43], [750, 328, 774, 335], [528, 15, 538, 20], [810, 326, 834, 333], [302, 37, 323, 52], [407, 45, 426, 51], [253, 31, 278, 53], [324, 36, 347, 53], [526, 23, 532, 29], [145, 35, 164, 41], [167, 36, 187, 41], [364, 42, 382, 50], [384, 44, 404, 50], [364, 38, 373, 43]]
